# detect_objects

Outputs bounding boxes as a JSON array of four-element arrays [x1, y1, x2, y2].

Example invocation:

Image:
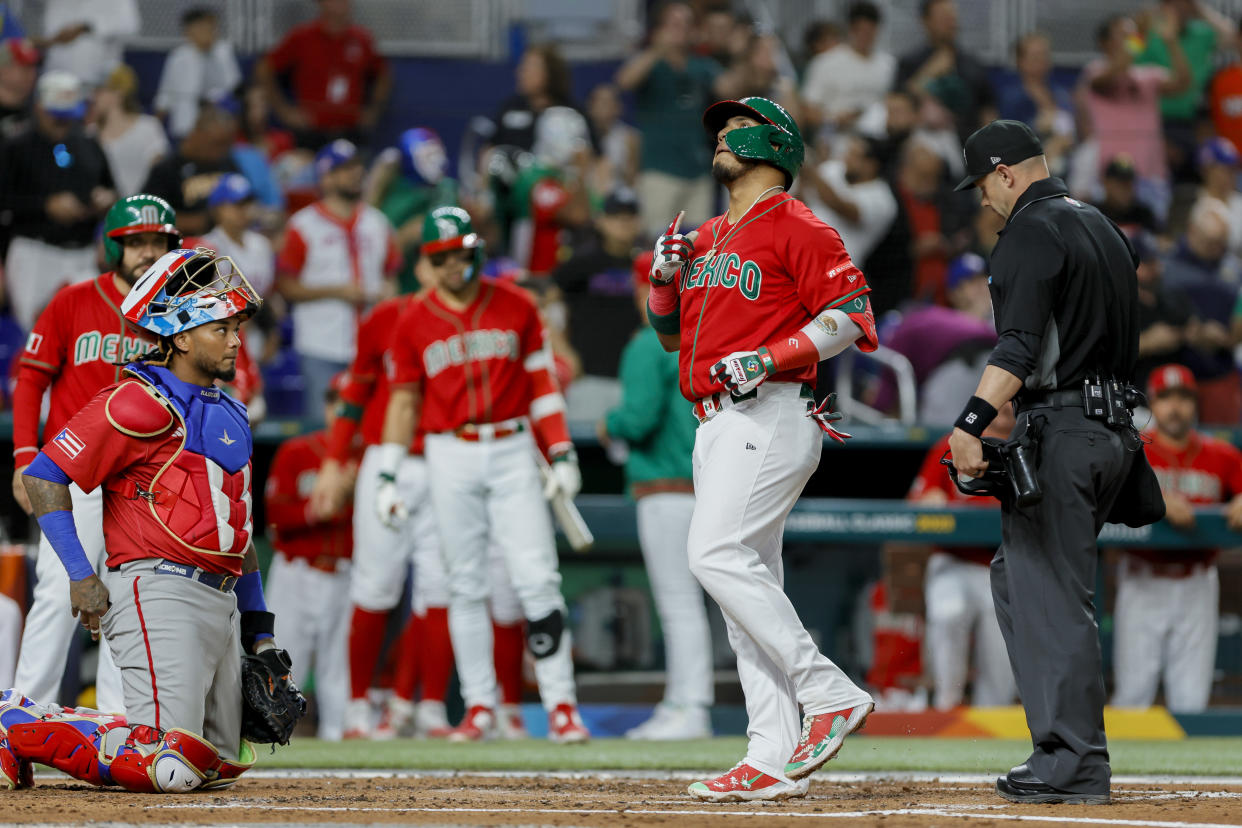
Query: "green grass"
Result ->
[[258, 737, 1242, 776]]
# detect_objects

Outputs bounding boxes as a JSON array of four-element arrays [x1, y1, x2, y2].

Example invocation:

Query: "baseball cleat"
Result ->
[[626, 703, 712, 741], [784, 701, 873, 780], [688, 762, 810, 802], [547, 703, 589, 744], [497, 704, 529, 740], [0, 738, 23, 790], [447, 706, 496, 742], [373, 697, 415, 741], [342, 698, 372, 740], [415, 700, 453, 739]]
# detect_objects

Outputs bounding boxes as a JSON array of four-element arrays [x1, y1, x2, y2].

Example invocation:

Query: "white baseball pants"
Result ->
[[15, 484, 125, 713], [636, 492, 713, 709], [267, 553, 351, 740], [687, 383, 872, 780], [350, 447, 448, 613], [5, 237, 96, 331], [425, 430, 577, 712], [924, 552, 1014, 709], [1112, 556, 1218, 713]]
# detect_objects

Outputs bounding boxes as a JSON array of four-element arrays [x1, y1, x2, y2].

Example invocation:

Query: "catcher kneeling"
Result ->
[[9, 249, 305, 793]]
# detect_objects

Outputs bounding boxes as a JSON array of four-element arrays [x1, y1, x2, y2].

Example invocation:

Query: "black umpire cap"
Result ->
[[953, 119, 1045, 191]]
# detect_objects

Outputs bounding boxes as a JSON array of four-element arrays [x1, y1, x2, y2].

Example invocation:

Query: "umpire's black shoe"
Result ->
[[996, 764, 1110, 805]]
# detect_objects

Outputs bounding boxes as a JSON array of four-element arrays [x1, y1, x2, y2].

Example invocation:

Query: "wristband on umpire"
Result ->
[[954, 396, 998, 438]]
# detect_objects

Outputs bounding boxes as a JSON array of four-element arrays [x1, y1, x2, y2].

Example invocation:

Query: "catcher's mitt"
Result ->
[[240, 648, 306, 745]]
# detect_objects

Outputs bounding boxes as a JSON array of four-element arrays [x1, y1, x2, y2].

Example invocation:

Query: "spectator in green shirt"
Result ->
[[615, 2, 731, 238], [598, 251, 713, 740], [1136, 0, 1235, 179]]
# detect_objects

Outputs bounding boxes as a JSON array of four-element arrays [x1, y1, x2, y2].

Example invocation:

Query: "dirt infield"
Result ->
[[4, 772, 1242, 827]]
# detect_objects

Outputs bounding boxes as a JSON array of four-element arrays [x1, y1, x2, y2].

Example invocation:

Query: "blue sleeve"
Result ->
[[24, 451, 71, 485], [36, 511, 94, 581]]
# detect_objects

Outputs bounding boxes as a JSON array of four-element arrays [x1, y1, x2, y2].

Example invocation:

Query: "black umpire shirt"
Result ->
[[986, 177, 1139, 403], [0, 124, 113, 249]]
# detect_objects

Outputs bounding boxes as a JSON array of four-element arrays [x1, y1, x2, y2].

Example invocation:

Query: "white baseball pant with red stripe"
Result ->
[[100, 559, 243, 760]]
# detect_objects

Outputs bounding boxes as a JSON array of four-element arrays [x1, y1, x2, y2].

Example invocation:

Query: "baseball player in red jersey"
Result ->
[[310, 287, 528, 740], [1112, 364, 1242, 712], [646, 98, 878, 801], [909, 406, 1016, 710], [10, 195, 182, 712], [14, 247, 289, 789], [378, 205, 589, 743], [265, 380, 354, 740]]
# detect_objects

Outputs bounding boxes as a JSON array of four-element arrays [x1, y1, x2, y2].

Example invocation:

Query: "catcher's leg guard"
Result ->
[[110, 729, 255, 793], [0, 737, 26, 790], [3, 711, 130, 787]]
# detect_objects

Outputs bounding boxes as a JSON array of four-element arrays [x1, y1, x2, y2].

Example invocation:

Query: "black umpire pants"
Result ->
[[992, 405, 1132, 794]]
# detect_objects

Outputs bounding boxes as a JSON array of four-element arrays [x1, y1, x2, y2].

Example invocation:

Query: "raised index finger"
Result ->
[[665, 211, 685, 237]]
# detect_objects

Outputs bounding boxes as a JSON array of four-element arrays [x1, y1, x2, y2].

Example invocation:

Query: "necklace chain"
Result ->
[[703, 185, 785, 267]]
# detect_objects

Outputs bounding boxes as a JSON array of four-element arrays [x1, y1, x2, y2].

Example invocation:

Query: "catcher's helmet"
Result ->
[[421, 205, 484, 282], [123, 248, 261, 338], [702, 96, 804, 189], [398, 127, 448, 186], [102, 194, 181, 270]]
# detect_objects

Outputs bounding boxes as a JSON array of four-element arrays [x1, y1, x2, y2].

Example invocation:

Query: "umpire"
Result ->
[[947, 120, 1140, 805]]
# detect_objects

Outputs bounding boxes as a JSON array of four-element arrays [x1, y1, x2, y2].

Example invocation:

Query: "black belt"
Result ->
[[151, 560, 237, 592], [1017, 389, 1083, 412]]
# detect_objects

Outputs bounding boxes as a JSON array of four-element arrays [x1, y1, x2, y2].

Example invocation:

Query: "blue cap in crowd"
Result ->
[[315, 139, 359, 179], [208, 173, 254, 208], [946, 252, 987, 290], [1198, 137, 1240, 170]]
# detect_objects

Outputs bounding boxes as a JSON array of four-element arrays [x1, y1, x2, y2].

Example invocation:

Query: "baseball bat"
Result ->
[[534, 451, 594, 552]]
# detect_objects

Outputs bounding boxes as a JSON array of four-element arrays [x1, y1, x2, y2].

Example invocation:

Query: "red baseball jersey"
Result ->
[[12, 274, 149, 465], [265, 430, 352, 563], [46, 381, 252, 575], [388, 278, 571, 456], [327, 294, 423, 460], [1134, 430, 1242, 565], [675, 196, 878, 401], [908, 434, 998, 566]]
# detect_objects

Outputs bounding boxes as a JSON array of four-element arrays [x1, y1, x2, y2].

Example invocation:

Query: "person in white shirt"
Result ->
[[801, 134, 898, 264], [154, 7, 242, 139], [36, 0, 139, 88], [202, 173, 276, 363], [1195, 137, 1242, 259], [801, 2, 895, 133], [90, 64, 170, 198]]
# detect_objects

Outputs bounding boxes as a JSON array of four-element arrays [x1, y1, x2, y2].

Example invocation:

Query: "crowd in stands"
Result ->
[[0, 0, 1241, 428], [1, 0, 1242, 715]]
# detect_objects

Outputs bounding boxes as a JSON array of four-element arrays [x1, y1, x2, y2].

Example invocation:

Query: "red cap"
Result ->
[[4, 38, 39, 68], [1148, 363, 1197, 398], [632, 250, 654, 289]]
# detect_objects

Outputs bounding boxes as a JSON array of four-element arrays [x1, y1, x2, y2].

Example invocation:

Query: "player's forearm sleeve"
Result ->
[[326, 414, 359, 464], [235, 570, 269, 613], [35, 510, 94, 581], [760, 309, 864, 373], [12, 367, 53, 463], [647, 282, 680, 335]]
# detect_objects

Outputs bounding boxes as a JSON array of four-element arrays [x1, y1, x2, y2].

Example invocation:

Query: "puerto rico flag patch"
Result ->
[[53, 428, 85, 459]]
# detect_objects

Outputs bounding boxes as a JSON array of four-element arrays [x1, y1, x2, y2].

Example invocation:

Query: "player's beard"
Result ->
[[334, 183, 364, 203], [712, 153, 757, 185], [194, 350, 237, 383]]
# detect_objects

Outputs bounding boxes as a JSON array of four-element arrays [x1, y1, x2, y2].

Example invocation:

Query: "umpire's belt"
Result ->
[[1016, 388, 1083, 412], [451, 418, 525, 441], [693, 382, 814, 424], [150, 559, 237, 592]]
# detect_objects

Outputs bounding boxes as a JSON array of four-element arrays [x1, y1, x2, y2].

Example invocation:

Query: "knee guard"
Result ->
[[110, 729, 255, 793], [525, 609, 564, 659]]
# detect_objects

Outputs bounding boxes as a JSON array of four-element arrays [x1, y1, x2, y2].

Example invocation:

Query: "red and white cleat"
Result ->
[[0, 738, 30, 790], [497, 704, 529, 740], [342, 698, 373, 740], [416, 700, 453, 739], [373, 697, 415, 741], [547, 703, 589, 744], [688, 762, 809, 802], [447, 705, 496, 742], [784, 701, 873, 780]]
